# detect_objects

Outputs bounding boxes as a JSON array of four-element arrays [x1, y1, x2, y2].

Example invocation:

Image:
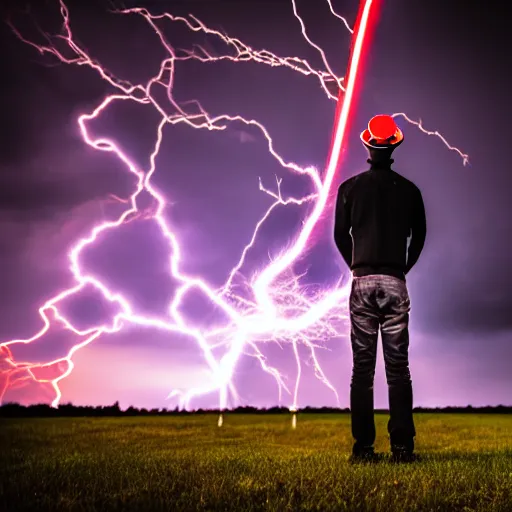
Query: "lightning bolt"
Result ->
[[1, 0, 468, 411]]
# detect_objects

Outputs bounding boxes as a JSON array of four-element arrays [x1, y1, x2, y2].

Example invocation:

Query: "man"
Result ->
[[334, 114, 426, 463]]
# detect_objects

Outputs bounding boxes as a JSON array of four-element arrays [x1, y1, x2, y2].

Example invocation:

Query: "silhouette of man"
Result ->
[[334, 114, 426, 463]]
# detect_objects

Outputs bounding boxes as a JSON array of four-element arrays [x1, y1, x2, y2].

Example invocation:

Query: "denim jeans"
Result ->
[[349, 274, 416, 453]]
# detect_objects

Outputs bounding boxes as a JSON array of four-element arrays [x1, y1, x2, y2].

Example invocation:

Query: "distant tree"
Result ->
[[1, 402, 511, 417]]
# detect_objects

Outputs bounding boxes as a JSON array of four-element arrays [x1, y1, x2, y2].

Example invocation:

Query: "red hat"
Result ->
[[360, 114, 404, 150]]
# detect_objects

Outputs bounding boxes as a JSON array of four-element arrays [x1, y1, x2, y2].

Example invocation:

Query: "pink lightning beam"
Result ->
[[254, 0, 380, 314]]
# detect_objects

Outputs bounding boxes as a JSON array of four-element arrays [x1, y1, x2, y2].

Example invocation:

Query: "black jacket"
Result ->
[[334, 162, 426, 280]]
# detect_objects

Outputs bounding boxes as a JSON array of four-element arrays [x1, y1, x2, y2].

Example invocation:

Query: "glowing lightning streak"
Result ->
[[254, 0, 377, 317], [291, 0, 345, 90], [392, 112, 470, 165], [325, 1, 355, 33], [0, 0, 468, 411]]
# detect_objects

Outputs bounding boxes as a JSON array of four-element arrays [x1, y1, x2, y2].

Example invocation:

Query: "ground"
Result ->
[[1, 413, 511, 511]]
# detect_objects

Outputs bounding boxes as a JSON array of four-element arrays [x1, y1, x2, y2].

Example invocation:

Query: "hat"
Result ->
[[360, 114, 404, 150]]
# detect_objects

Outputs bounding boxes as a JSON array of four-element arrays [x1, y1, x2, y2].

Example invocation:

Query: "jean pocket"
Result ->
[[350, 278, 362, 304], [397, 288, 411, 311]]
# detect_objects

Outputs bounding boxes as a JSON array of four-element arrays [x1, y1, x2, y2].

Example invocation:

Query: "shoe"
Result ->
[[391, 446, 420, 463], [349, 447, 383, 464]]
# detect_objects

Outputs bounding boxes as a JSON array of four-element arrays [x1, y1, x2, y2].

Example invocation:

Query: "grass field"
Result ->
[[1, 413, 511, 511]]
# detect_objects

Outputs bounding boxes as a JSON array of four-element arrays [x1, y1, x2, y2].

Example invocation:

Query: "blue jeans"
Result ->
[[349, 274, 416, 453]]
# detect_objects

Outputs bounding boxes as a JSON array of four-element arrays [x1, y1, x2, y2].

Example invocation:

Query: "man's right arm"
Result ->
[[405, 186, 427, 274], [333, 184, 353, 269]]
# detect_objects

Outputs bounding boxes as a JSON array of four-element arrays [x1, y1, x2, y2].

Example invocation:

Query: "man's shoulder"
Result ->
[[392, 171, 421, 194], [338, 172, 368, 194]]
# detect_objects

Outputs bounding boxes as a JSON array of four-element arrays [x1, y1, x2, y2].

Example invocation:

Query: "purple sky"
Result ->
[[0, 0, 510, 409]]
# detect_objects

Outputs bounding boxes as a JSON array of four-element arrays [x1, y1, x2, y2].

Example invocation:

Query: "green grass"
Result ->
[[1, 414, 511, 511]]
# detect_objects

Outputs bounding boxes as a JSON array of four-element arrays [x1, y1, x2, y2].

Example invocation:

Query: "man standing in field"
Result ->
[[334, 115, 426, 463]]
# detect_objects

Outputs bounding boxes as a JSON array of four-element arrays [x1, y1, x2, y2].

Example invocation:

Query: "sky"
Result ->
[[0, 0, 510, 410]]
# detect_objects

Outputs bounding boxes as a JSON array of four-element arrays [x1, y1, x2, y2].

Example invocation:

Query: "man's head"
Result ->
[[360, 115, 403, 166]]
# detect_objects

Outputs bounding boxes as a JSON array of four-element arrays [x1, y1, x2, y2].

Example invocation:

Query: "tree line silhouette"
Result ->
[[1, 402, 511, 417]]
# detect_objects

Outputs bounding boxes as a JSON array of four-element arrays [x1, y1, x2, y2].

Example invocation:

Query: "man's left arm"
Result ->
[[405, 186, 427, 274], [333, 185, 353, 269]]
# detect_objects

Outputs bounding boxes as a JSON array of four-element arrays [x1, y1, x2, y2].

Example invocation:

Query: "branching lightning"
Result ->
[[1, 0, 468, 410]]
